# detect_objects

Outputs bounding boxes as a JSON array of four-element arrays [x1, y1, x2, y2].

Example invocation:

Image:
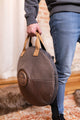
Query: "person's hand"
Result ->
[[27, 23, 42, 37]]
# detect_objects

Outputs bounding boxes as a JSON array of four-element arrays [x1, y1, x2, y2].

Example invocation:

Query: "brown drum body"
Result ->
[[17, 47, 58, 106]]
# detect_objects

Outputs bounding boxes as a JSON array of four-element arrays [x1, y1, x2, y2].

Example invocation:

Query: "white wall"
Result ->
[[0, 0, 80, 79], [0, 0, 26, 78]]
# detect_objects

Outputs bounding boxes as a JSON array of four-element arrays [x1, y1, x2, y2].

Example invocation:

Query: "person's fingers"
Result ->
[[27, 23, 42, 37], [28, 30, 36, 37], [27, 25, 36, 36], [27, 28, 36, 36]]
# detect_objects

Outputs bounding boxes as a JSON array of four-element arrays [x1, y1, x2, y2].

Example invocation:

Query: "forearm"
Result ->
[[25, 0, 40, 26]]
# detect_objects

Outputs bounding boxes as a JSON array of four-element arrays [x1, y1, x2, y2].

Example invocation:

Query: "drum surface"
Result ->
[[17, 47, 58, 106]]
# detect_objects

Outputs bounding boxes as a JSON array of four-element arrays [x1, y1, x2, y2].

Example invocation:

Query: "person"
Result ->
[[25, 0, 80, 120]]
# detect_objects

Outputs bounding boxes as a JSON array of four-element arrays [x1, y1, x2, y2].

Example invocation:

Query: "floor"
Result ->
[[0, 94, 80, 120]]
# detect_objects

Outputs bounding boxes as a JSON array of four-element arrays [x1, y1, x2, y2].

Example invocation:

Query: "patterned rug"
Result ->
[[0, 94, 80, 120]]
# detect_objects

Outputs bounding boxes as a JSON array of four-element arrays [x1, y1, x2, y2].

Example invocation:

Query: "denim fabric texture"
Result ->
[[49, 12, 80, 114]]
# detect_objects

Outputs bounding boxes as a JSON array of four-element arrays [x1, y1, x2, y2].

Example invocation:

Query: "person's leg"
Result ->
[[49, 12, 80, 118]]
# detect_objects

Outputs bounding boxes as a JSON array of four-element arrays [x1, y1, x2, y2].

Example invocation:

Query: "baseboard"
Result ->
[[65, 71, 80, 95]]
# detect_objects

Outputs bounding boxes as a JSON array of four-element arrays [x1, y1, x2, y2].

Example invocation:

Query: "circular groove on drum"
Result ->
[[18, 70, 28, 86]]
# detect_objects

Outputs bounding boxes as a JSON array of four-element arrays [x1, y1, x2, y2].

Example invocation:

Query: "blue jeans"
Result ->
[[49, 12, 80, 114]]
